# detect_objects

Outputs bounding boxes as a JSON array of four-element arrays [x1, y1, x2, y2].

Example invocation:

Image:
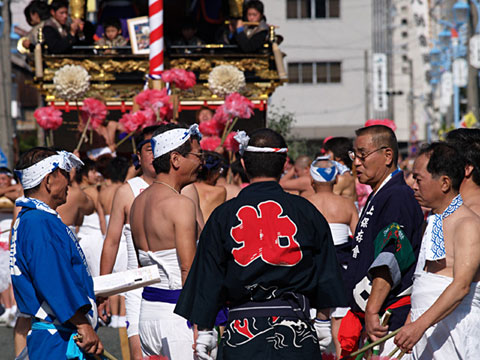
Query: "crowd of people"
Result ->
[[2, 123, 480, 360], [20, 0, 272, 55]]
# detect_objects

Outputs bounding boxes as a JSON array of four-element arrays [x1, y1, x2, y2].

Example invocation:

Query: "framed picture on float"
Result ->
[[127, 16, 150, 54]]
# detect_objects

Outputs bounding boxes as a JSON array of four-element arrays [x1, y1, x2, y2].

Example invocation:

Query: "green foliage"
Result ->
[[266, 105, 309, 160], [19, 132, 38, 153]]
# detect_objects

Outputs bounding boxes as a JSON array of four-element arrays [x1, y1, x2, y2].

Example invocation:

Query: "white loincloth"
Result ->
[[123, 177, 150, 338], [138, 249, 182, 290], [77, 213, 104, 277], [411, 271, 480, 359], [138, 249, 192, 358], [123, 224, 142, 338], [329, 223, 350, 246], [139, 300, 194, 359]]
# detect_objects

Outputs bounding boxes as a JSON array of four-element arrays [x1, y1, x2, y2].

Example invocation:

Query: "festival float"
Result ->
[[25, 0, 287, 154]]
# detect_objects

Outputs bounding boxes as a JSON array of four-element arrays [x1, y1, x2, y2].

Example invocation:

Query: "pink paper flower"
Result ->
[[162, 68, 196, 90], [223, 131, 239, 152], [212, 105, 232, 125], [200, 136, 222, 151], [120, 108, 159, 133], [223, 93, 254, 120], [135, 89, 172, 121], [119, 113, 137, 133], [34, 106, 63, 130], [365, 118, 397, 132], [81, 98, 107, 130], [142, 356, 169, 360], [199, 118, 223, 136]]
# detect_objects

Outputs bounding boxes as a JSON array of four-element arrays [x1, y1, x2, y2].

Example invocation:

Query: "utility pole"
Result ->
[[364, 49, 370, 121], [0, 0, 13, 167], [408, 58, 415, 155]]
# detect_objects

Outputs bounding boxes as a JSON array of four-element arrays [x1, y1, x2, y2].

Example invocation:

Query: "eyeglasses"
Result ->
[[348, 146, 388, 162], [186, 152, 204, 160]]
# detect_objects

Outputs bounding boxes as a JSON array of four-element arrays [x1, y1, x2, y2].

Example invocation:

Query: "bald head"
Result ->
[[295, 155, 312, 169]]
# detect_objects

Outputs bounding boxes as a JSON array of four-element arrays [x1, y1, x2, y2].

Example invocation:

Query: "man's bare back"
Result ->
[[99, 181, 122, 216], [307, 191, 358, 234], [194, 182, 226, 221], [131, 184, 197, 253], [333, 172, 357, 201], [427, 205, 480, 282], [57, 183, 94, 226]]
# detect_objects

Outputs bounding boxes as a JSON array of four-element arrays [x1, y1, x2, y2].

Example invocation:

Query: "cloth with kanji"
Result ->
[[343, 171, 423, 330], [174, 181, 347, 357]]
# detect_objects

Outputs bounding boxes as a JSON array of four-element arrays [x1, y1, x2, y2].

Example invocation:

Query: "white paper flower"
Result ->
[[53, 64, 91, 101], [208, 65, 246, 97]]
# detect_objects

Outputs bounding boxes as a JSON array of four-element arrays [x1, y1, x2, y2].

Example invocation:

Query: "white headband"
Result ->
[[310, 156, 338, 183], [234, 131, 288, 156], [150, 124, 202, 159], [15, 151, 84, 190]]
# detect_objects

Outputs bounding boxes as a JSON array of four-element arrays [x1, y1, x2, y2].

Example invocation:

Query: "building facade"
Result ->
[[266, 0, 433, 143]]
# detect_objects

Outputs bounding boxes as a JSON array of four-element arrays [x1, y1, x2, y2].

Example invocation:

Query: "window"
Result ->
[[287, 0, 340, 19], [288, 62, 341, 84]]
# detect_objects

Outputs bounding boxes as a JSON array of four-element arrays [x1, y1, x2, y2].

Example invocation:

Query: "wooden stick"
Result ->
[[340, 328, 402, 360], [75, 116, 91, 152], [387, 346, 400, 358], [115, 130, 136, 147]]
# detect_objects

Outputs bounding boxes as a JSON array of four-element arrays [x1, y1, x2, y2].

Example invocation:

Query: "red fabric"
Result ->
[[338, 296, 411, 356], [338, 310, 363, 353]]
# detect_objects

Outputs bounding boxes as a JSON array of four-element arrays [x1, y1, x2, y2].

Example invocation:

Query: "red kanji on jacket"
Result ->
[[230, 200, 302, 266]]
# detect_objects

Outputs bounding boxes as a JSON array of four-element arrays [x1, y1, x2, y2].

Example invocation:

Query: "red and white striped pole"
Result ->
[[149, 0, 163, 77]]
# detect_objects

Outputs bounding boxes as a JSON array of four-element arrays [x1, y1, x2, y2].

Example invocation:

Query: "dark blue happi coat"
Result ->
[[175, 181, 348, 359], [344, 171, 424, 330]]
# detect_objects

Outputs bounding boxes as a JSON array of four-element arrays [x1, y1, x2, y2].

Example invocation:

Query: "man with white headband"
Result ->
[[306, 156, 358, 356], [175, 128, 347, 359], [10, 147, 103, 359], [130, 123, 203, 359]]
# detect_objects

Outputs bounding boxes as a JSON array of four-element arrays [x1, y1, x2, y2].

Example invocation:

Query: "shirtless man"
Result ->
[[307, 157, 358, 356], [216, 159, 248, 201], [279, 155, 314, 197], [445, 128, 480, 215], [323, 137, 357, 201], [99, 126, 157, 359], [130, 123, 202, 358], [194, 151, 226, 221], [394, 142, 480, 359], [98, 156, 130, 328], [57, 181, 95, 231], [99, 125, 204, 359]]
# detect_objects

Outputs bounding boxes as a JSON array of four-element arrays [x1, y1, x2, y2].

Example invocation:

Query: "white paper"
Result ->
[[93, 265, 160, 297]]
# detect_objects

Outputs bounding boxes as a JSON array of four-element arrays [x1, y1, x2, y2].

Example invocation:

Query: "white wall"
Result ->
[[265, 0, 372, 139]]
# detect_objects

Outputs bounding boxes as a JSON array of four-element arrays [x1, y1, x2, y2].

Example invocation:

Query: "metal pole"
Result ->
[[454, 84, 461, 127], [0, 0, 13, 167]]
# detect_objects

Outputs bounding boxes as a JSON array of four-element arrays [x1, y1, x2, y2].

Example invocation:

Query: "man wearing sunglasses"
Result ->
[[338, 125, 424, 358]]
